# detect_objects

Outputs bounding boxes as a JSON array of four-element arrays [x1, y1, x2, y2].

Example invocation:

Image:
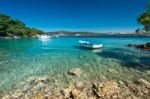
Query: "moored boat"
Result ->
[[37, 35, 51, 39], [79, 40, 103, 49]]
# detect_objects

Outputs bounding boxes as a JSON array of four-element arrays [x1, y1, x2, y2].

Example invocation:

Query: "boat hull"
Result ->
[[79, 40, 103, 49], [80, 44, 103, 49]]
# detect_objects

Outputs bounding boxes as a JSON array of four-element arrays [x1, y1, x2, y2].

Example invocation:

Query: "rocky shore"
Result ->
[[0, 36, 22, 39], [128, 42, 150, 50], [0, 68, 150, 99]]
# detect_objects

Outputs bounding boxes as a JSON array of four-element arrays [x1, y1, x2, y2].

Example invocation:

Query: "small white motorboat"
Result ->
[[37, 35, 51, 39], [79, 40, 103, 49]]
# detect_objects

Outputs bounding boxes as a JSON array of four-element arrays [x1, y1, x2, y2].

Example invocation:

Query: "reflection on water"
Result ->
[[0, 36, 150, 91], [92, 49, 103, 53], [39, 38, 51, 49]]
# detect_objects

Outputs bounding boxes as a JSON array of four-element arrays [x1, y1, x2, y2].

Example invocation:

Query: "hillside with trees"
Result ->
[[0, 13, 43, 37]]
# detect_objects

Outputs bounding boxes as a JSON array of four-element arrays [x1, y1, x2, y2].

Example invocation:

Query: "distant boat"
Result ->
[[79, 40, 103, 49], [37, 35, 51, 39]]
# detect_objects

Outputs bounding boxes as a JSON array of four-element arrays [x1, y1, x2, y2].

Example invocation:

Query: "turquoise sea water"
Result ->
[[0, 36, 150, 91]]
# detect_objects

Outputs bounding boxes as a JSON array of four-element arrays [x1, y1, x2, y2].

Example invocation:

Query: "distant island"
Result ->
[[46, 31, 150, 36], [46, 3, 150, 37]]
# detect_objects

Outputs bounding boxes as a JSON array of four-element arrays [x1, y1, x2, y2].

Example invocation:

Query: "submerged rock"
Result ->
[[62, 88, 72, 98], [33, 92, 45, 99], [92, 81, 120, 98], [26, 76, 50, 85], [128, 42, 150, 50], [107, 69, 118, 74], [98, 74, 107, 81], [128, 44, 132, 47], [71, 89, 84, 99], [75, 81, 85, 90], [68, 68, 83, 76], [146, 70, 150, 74], [61, 86, 86, 99], [138, 79, 150, 89]]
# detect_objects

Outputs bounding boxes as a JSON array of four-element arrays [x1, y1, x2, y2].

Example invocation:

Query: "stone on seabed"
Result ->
[[62, 88, 72, 98], [92, 80, 120, 98], [68, 68, 83, 76], [1, 77, 150, 99], [138, 79, 150, 89], [75, 81, 85, 90], [107, 69, 118, 74]]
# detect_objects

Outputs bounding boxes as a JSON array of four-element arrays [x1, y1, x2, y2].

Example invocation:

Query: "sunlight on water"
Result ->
[[0, 36, 150, 91]]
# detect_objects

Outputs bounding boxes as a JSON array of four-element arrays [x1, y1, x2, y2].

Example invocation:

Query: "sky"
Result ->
[[0, 0, 148, 33]]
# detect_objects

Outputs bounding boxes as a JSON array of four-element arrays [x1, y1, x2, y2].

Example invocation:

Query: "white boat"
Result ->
[[79, 40, 103, 49], [37, 35, 50, 39]]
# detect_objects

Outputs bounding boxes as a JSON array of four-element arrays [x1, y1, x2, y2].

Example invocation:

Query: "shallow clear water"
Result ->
[[0, 36, 150, 91]]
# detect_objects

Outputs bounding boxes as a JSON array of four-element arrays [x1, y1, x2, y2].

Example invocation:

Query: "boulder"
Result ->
[[68, 68, 83, 76], [136, 44, 144, 49], [128, 42, 150, 50], [146, 42, 150, 47], [128, 44, 133, 47], [62, 88, 72, 98], [71, 89, 83, 99], [138, 79, 150, 89], [92, 81, 120, 98], [62, 87, 84, 99]]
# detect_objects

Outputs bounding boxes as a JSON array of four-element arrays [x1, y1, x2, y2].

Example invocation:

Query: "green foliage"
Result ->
[[137, 0, 150, 32], [137, 12, 150, 31], [26, 28, 44, 37], [135, 28, 141, 34], [0, 13, 43, 37], [146, 0, 150, 12], [146, 42, 150, 47]]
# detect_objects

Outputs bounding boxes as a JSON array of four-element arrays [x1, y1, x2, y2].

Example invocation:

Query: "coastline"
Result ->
[[0, 31, 150, 39], [1, 35, 150, 40]]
